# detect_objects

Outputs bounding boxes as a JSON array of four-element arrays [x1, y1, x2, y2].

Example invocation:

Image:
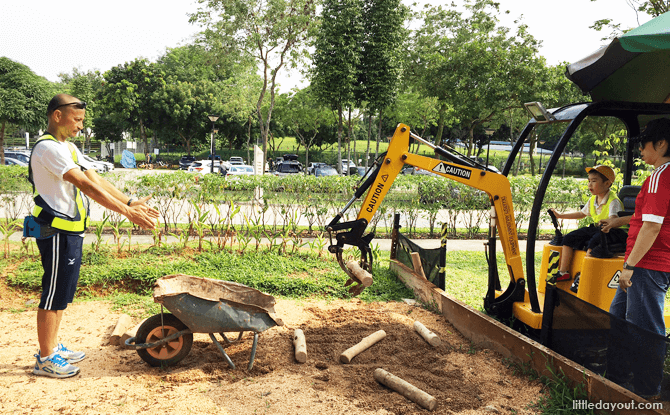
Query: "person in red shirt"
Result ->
[[602, 117, 670, 398]]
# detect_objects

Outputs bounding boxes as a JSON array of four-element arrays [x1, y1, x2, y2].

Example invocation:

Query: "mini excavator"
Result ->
[[326, 101, 670, 334]]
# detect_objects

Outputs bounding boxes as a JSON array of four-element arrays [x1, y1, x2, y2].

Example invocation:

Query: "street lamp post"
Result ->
[[208, 115, 219, 174]]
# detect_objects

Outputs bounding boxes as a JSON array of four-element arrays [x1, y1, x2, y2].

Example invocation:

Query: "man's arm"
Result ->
[[599, 215, 632, 233], [618, 221, 662, 292], [63, 168, 157, 229], [83, 169, 130, 205]]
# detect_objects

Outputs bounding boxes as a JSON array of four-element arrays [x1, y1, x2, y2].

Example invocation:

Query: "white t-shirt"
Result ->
[[30, 138, 94, 218]]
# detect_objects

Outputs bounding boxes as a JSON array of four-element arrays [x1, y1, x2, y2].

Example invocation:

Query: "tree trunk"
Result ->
[[375, 109, 382, 160], [337, 103, 343, 174], [467, 124, 475, 158], [346, 108, 352, 175], [0, 121, 5, 165], [435, 105, 446, 147], [365, 114, 372, 168], [529, 132, 537, 176]]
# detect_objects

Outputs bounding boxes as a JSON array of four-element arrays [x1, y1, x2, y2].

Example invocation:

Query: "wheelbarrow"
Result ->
[[125, 274, 284, 370]]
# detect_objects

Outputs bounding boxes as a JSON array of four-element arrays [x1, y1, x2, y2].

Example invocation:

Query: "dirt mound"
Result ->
[[0, 298, 542, 415]]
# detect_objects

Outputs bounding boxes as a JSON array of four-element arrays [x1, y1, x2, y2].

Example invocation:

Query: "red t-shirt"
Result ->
[[625, 162, 670, 271]]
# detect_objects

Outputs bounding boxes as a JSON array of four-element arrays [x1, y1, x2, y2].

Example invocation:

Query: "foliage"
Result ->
[[190, 0, 319, 163], [408, 0, 548, 155], [0, 57, 53, 162]]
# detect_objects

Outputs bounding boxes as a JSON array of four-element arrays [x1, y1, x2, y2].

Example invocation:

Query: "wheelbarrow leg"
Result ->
[[209, 333, 236, 370], [248, 333, 259, 371]]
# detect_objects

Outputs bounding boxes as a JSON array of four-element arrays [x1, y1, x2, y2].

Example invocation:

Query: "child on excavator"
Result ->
[[548, 165, 628, 282]]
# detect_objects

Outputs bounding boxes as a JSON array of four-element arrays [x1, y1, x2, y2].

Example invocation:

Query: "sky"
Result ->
[[0, 0, 654, 93]]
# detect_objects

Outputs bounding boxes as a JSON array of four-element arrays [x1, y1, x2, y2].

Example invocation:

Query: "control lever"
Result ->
[[548, 209, 564, 246]]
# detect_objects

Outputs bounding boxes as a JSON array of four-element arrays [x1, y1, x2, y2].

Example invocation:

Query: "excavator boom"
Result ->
[[327, 123, 524, 308]]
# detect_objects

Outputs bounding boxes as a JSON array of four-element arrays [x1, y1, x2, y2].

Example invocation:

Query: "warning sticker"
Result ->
[[433, 163, 472, 179], [607, 271, 620, 289]]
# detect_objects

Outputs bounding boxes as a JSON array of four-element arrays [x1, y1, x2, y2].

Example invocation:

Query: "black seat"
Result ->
[[617, 185, 641, 217]]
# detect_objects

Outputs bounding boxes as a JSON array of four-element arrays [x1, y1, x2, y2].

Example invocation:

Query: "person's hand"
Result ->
[[619, 268, 633, 292], [130, 196, 159, 218], [549, 208, 561, 219], [599, 218, 615, 233], [126, 196, 159, 229]]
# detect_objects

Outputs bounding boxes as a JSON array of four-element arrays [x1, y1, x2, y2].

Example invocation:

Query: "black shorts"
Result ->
[[562, 224, 628, 251], [36, 233, 83, 311]]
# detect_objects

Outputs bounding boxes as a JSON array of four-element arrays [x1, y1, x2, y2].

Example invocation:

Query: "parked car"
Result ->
[[313, 165, 339, 177], [229, 156, 244, 164], [307, 162, 327, 175], [272, 161, 303, 176], [179, 155, 196, 170], [82, 155, 112, 172], [4, 157, 27, 166], [340, 159, 357, 171], [282, 154, 299, 162], [223, 165, 254, 177], [187, 160, 222, 174], [4, 151, 30, 164]]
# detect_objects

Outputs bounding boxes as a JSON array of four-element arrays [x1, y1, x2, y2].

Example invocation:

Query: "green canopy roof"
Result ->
[[620, 11, 670, 52]]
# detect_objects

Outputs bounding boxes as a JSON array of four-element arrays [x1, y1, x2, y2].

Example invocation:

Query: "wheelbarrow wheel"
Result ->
[[136, 313, 193, 367]]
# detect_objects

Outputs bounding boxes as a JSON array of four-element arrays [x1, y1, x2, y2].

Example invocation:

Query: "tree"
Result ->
[[59, 69, 104, 153], [0, 57, 53, 163], [190, 0, 318, 170], [273, 86, 334, 168], [409, 0, 546, 157], [357, 0, 408, 163], [311, 0, 363, 174], [100, 59, 166, 151], [151, 45, 258, 156]]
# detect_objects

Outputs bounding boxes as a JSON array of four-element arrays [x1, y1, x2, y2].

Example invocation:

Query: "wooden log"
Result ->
[[120, 318, 148, 348], [413, 321, 441, 347], [345, 260, 373, 287], [374, 368, 437, 411], [340, 329, 386, 364], [293, 329, 307, 363], [410, 252, 427, 280], [110, 314, 133, 346]]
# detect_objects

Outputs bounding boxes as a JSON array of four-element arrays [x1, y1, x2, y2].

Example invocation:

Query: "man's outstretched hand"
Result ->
[[127, 196, 159, 229]]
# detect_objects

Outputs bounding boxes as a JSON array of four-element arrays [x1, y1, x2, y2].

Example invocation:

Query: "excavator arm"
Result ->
[[327, 124, 525, 310]]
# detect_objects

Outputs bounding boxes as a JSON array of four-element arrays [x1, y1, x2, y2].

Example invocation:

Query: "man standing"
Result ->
[[30, 94, 158, 378], [606, 118, 670, 398]]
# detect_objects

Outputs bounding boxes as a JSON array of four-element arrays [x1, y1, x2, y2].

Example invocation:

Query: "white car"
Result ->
[[223, 165, 254, 177], [83, 155, 113, 172], [188, 160, 223, 174], [4, 157, 28, 166]]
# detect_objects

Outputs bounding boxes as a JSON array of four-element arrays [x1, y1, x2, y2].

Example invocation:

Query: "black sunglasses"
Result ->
[[54, 101, 87, 111]]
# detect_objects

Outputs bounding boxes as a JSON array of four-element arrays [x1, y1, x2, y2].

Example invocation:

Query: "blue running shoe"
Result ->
[[53, 343, 86, 363], [33, 353, 80, 378]]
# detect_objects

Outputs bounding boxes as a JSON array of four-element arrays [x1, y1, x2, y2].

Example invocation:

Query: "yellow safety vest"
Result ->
[[588, 191, 623, 225], [29, 134, 90, 234]]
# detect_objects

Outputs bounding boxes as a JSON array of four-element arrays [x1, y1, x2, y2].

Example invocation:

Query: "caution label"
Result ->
[[433, 163, 472, 179], [607, 271, 620, 289]]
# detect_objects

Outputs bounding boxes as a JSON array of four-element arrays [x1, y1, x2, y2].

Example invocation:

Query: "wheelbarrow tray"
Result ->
[[153, 274, 284, 334]]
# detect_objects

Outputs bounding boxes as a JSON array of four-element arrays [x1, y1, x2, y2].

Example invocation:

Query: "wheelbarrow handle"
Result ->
[[124, 328, 192, 350]]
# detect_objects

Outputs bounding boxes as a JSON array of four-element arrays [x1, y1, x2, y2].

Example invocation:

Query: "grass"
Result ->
[[3, 241, 413, 316]]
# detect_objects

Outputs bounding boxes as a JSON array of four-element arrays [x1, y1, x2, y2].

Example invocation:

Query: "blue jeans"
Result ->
[[609, 267, 670, 396], [610, 267, 670, 335]]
